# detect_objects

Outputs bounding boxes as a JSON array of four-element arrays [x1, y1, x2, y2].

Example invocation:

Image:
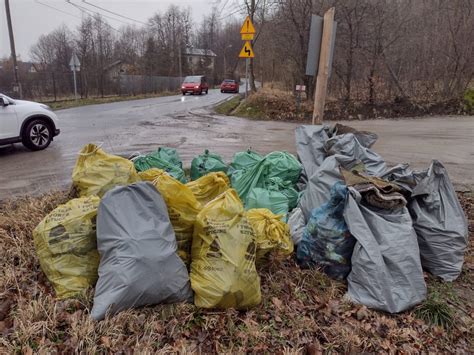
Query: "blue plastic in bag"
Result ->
[[297, 182, 356, 280]]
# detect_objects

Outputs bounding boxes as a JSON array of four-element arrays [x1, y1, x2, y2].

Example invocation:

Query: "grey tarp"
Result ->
[[298, 133, 388, 221], [343, 189, 426, 313], [410, 160, 468, 281], [91, 182, 192, 320]]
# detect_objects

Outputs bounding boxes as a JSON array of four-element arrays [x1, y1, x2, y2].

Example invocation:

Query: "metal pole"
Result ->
[[245, 58, 249, 98], [5, 0, 21, 98], [178, 33, 182, 83], [73, 69, 78, 100]]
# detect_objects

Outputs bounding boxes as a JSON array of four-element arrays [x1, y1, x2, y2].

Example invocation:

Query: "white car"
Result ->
[[0, 93, 60, 150]]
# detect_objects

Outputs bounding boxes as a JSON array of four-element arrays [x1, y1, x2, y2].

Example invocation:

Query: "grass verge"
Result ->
[[214, 95, 242, 115], [44, 91, 179, 111], [0, 192, 472, 353]]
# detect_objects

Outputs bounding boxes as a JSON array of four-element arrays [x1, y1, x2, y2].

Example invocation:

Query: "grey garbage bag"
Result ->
[[288, 207, 305, 245], [410, 160, 468, 281], [343, 188, 426, 313], [325, 133, 387, 176], [329, 123, 378, 148], [295, 125, 330, 180], [298, 154, 359, 221], [91, 182, 192, 320], [380, 163, 417, 194], [298, 132, 388, 222]]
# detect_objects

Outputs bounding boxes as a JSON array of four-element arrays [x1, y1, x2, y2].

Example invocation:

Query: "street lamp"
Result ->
[[223, 44, 232, 79]]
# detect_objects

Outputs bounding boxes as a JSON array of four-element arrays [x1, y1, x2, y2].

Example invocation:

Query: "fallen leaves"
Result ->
[[0, 191, 472, 353]]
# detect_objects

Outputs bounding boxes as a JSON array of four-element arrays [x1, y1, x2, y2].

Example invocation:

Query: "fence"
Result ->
[[0, 71, 183, 101]]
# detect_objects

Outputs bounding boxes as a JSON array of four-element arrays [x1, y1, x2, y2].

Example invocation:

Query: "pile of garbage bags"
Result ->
[[33, 123, 469, 319], [294, 125, 468, 313]]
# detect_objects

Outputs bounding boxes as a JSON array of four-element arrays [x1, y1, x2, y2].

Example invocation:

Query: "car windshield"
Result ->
[[223, 79, 235, 83], [183, 76, 202, 83]]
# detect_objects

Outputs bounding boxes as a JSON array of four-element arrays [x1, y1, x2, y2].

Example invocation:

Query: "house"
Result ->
[[183, 48, 217, 74]]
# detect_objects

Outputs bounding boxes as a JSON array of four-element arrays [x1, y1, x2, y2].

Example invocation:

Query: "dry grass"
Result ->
[[0, 191, 472, 353]]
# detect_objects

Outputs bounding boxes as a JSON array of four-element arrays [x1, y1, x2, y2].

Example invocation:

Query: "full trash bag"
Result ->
[[152, 170, 201, 264], [91, 182, 192, 320], [266, 177, 300, 210], [247, 208, 293, 265], [246, 187, 289, 220], [410, 160, 468, 281], [288, 207, 305, 245], [138, 168, 162, 182], [228, 149, 263, 174], [186, 172, 230, 206], [33, 196, 101, 299], [295, 125, 330, 180], [191, 150, 228, 180], [190, 189, 261, 309], [72, 143, 139, 197], [265, 151, 302, 184], [298, 132, 387, 222], [132, 148, 187, 183], [297, 182, 356, 280], [343, 189, 426, 313], [230, 151, 302, 205]]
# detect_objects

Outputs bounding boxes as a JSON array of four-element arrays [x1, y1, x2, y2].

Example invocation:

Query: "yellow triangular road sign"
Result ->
[[240, 15, 256, 34], [239, 41, 255, 58]]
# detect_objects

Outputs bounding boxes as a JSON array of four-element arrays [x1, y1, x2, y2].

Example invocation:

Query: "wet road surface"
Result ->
[[1, 89, 473, 199]]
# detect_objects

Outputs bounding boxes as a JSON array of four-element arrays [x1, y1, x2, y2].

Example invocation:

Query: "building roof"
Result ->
[[183, 48, 217, 57]]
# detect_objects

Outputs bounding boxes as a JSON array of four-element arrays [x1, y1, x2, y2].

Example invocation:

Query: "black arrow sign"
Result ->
[[245, 45, 251, 56]]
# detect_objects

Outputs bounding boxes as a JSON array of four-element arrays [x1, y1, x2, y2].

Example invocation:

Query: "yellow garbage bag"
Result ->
[[138, 168, 162, 182], [186, 172, 230, 206], [247, 208, 294, 265], [33, 196, 100, 299], [152, 169, 201, 264], [72, 143, 139, 197], [191, 189, 261, 309]]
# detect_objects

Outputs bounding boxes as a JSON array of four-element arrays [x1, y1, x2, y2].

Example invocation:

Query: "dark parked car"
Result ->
[[181, 75, 209, 95], [220, 79, 239, 93]]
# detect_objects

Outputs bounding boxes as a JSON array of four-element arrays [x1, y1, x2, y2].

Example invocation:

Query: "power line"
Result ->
[[65, 0, 126, 30], [35, 0, 83, 20], [81, 0, 149, 26], [219, 4, 247, 20]]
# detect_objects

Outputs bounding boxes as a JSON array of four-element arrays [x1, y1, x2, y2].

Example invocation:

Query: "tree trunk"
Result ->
[[248, 0, 257, 92]]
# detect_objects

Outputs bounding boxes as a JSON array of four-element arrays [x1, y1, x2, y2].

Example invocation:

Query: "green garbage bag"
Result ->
[[133, 148, 187, 183], [246, 187, 289, 221], [155, 147, 183, 169], [267, 177, 300, 210], [265, 151, 302, 184], [230, 158, 269, 204], [191, 150, 228, 180], [228, 149, 263, 174]]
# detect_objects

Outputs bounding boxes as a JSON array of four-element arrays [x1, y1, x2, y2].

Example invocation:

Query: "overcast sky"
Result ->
[[1, 0, 241, 61]]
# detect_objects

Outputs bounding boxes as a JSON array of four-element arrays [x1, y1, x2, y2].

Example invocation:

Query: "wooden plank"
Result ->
[[312, 7, 335, 125]]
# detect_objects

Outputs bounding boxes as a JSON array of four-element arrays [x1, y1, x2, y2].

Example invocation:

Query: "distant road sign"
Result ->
[[69, 53, 81, 71], [296, 85, 306, 92], [239, 41, 255, 58], [241, 33, 254, 41], [240, 15, 256, 34]]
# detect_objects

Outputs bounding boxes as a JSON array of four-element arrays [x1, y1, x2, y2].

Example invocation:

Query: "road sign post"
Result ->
[[239, 16, 256, 99], [69, 53, 81, 100], [312, 7, 335, 125]]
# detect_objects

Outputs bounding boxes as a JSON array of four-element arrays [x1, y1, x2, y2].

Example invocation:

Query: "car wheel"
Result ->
[[221, 90, 224, 93], [182, 92, 186, 96], [22, 119, 53, 151], [206, 89, 209, 94], [199, 89, 203, 95]]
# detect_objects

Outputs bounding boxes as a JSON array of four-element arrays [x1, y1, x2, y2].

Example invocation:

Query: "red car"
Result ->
[[220, 79, 239, 93], [181, 75, 209, 95]]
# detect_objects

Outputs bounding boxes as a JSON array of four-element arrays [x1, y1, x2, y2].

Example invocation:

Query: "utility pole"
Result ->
[[312, 7, 335, 125], [4, 0, 22, 98]]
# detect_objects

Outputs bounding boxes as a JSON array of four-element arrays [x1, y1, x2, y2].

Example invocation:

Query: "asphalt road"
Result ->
[[0, 89, 473, 199]]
